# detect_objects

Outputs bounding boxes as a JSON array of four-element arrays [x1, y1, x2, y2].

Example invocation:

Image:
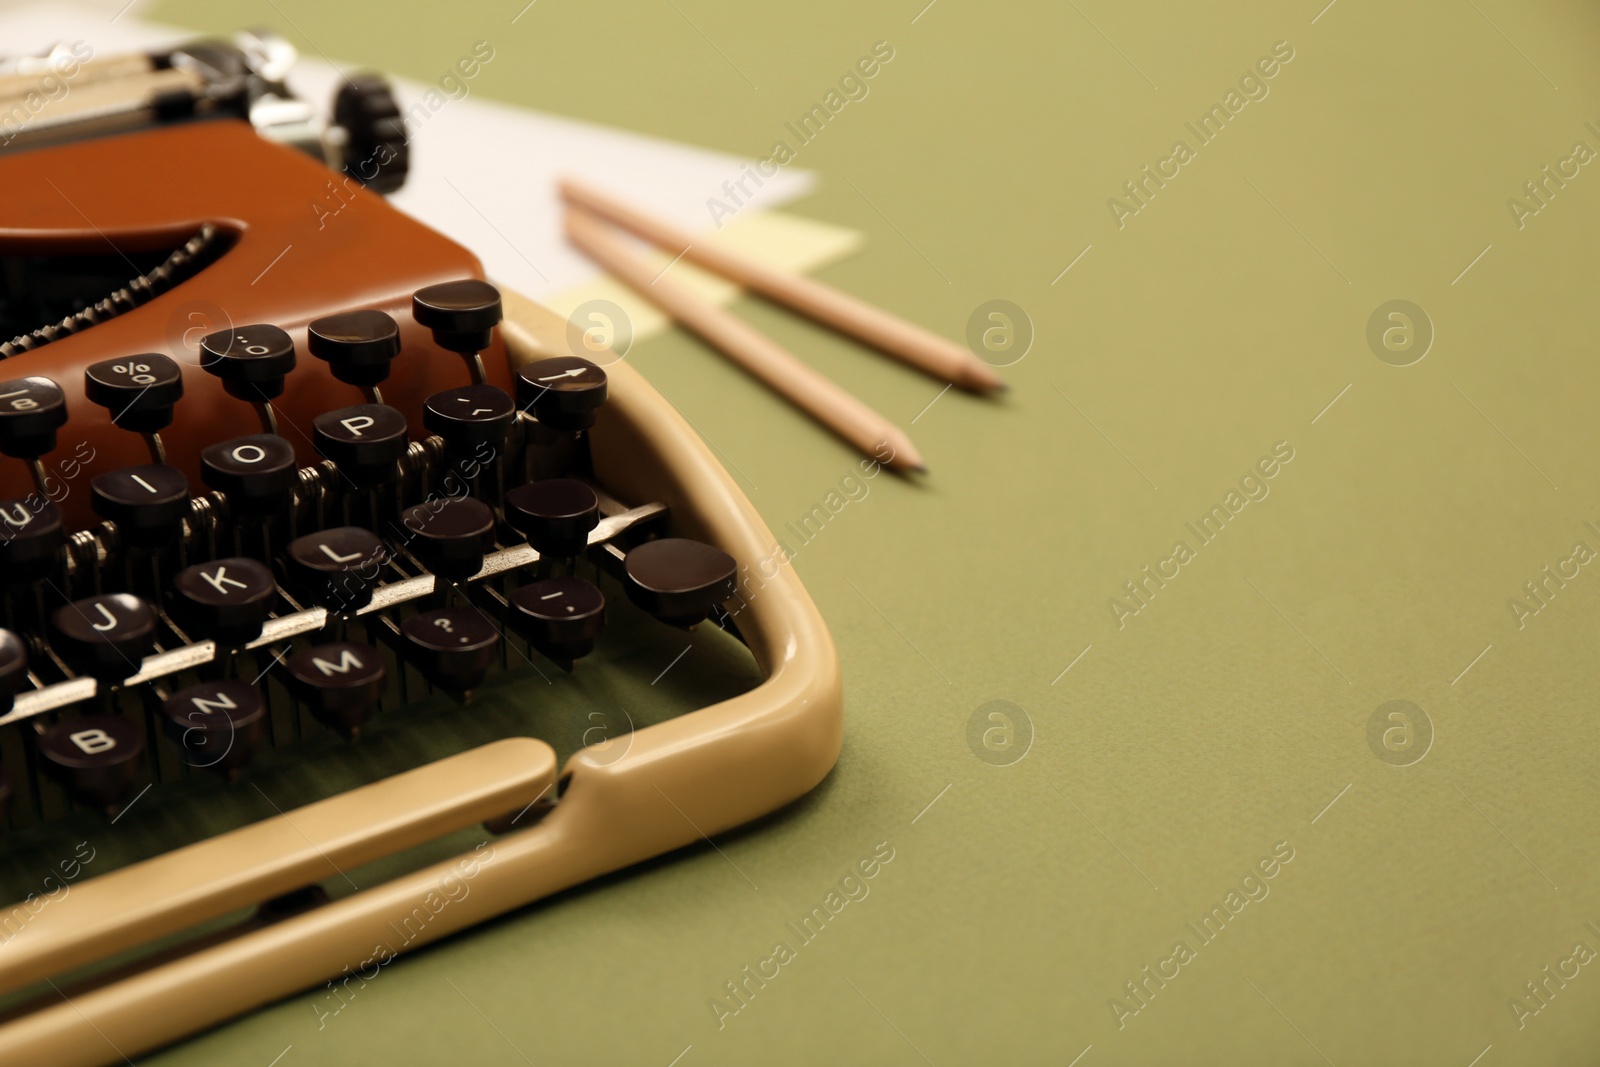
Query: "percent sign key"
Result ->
[[85, 353, 186, 431]]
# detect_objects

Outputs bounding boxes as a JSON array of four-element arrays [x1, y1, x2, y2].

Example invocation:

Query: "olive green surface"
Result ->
[[127, 0, 1600, 1063]]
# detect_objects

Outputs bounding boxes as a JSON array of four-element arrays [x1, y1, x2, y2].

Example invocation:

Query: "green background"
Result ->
[[131, 0, 1600, 1062]]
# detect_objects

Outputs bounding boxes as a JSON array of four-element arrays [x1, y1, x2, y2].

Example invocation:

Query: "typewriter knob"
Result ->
[[308, 310, 402, 389], [201, 434, 298, 515], [505, 479, 599, 559], [508, 576, 605, 662], [624, 538, 738, 627], [401, 608, 500, 692], [333, 73, 409, 195], [313, 404, 410, 485], [90, 464, 190, 545], [38, 715, 145, 809], [0, 629, 27, 713], [83, 354, 184, 433], [0, 498, 65, 574], [516, 357, 607, 431], [0, 375, 67, 459], [52, 593, 159, 683], [401, 498, 495, 581], [173, 558, 277, 646], [199, 324, 297, 401], [412, 280, 501, 355], [423, 385, 516, 450], [162, 680, 268, 771], [286, 641, 387, 737], [286, 527, 388, 613]]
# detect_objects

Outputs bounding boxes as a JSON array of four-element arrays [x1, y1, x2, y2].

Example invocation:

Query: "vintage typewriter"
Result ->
[[0, 33, 841, 1065]]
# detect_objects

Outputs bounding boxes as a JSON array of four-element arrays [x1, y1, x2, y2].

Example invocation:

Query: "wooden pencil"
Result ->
[[559, 177, 1004, 394], [563, 206, 926, 472]]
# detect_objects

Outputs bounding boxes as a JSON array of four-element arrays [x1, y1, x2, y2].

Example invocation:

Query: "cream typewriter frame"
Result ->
[[0, 290, 844, 1066]]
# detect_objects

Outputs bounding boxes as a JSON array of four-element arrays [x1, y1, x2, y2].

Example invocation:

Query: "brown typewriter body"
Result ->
[[0, 119, 511, 526], [0, 83, 841, 1065]]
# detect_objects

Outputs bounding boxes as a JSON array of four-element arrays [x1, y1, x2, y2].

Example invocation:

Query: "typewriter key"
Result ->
[[201, 434, 298, 515], [0, 628, 26, 713], [84, 354, 184, 433], [505, 478, 599, 560], [38, 714, 145, 808], [286, 527, 387, 612], [312, 404, 409, 485], [401, 608, 500, 692], [412, 279, 502, 356], [199, 324, 297, 402], [624, 538, 738, 626], [508, 576, 605, 661], [308, 309, 402, 392], [161, 680, 268, 771], [516, 356, 607, 431], [286, 641, 386, 736], [0, 374, 68, 459], [0, 497, 65, 573], [423, 384, 516, 449], [400, 497, 495, 581], [173, 558, 277, 646], [90, 464, 189, 543], [52, 593, 158, 683]]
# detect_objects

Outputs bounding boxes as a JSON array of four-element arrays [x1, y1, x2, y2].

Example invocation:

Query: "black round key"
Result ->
[[505, 479, 599, 559], [162, 680, 268, 771], [286, 527, 387, 613], [308, 309, 402, 388], [312, 404, 409, 484], [412, 279, 501, 353], [286, 641, 386, 736], [0, 375, 67, 458], [52, 593, 158, 683], [624, 538, 738, 626], [173, 557, 277, 646], [508, 576, 605, 661], [199, 324, 297, 401], [0, 628, 27, 714], [0, 497, 64, 573], [515, 357, 607, 431], [84, 353, 184, 433], [401, 608, 500, 692], [91, 464, 189, 543], [423, 385, 515, 449], [201, 434, 298, 515], [38, 715, 144, 808], [400, 497, 495, 581]]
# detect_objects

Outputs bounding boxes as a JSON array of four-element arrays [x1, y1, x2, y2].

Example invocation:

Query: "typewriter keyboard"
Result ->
[[0, 281, 759, 892]]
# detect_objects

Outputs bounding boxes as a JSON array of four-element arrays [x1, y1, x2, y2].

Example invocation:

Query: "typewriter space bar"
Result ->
[[0, 737, 557, 998]]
